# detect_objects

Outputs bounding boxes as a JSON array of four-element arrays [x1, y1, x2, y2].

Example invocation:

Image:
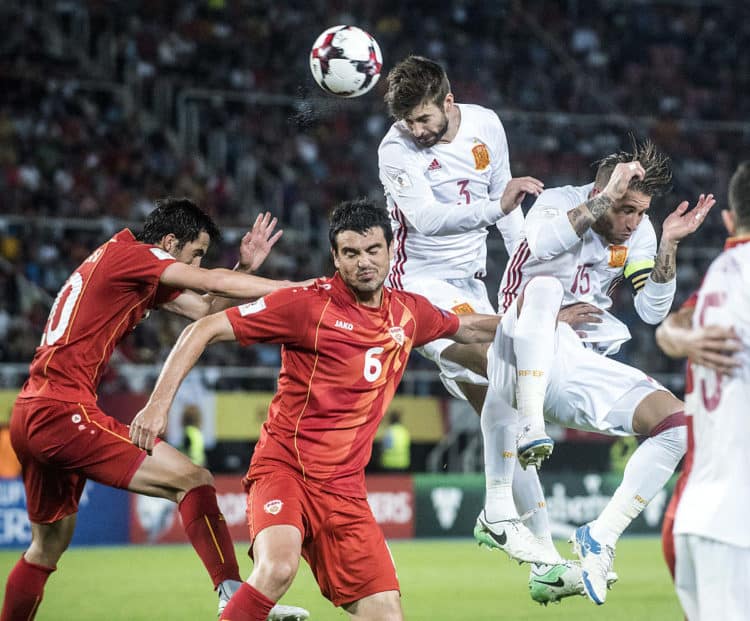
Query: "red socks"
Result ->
[[0, 556, 55, 621], [219, 583, 275, 621], [178, 485, 241, 587]]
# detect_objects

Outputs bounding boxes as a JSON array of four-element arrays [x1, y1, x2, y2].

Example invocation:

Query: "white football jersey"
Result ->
[[498, 183, 657, 353], [674, 239, 750, 548], [378, 103, 523, 284]]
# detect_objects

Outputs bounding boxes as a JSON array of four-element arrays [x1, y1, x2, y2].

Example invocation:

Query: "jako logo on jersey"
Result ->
[[389, 326, 405, 346], [335, 319, 354, 331], [472, 143, 490, 170], [427, 158, 441, 171], [239, 298, 267, 316], [263, 500, 283, 515]]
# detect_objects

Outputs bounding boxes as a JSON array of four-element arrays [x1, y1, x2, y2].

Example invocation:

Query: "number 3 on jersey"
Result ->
[[41, 272, 84, 346], [364, 347, 384, 382]]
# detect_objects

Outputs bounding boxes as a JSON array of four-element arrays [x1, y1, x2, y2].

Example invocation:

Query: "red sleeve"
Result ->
[[109, 242, 182, 307], [406, 293, 461, 347], [225, 287, 312, 346], [681, 290, 699, 310]]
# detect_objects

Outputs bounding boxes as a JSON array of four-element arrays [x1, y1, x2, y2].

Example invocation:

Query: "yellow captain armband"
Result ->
[[623, 258, 655, 293]]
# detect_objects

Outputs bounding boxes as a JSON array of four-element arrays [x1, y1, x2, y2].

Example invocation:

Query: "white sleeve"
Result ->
[[524, 196, 581, 261], [378, 140, 505, 236], [487, 115, 511, 201], [628, 221, 674, 324], [486, 114, 523, 254], [634, 278, 676, 324], [496, 208, 524, 256]]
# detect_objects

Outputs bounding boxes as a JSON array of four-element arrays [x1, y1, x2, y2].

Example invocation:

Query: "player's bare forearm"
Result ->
[[568, 193, 614, 237], [655, 307, 694, 358], [651, 239, 678, 283], [452, 313, 500, 344]]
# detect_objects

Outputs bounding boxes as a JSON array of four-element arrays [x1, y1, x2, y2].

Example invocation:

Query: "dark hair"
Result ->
[[329, 198, 393, 250], [594, 139, 672, 197], [136, 198, 221, 249], [729, 161, 750, 230], [384, 55, 451, 120]]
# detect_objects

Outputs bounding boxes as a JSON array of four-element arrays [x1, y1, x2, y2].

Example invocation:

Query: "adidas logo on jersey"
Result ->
[[427, 158, 442, 171], [335, 319, 354, 331]]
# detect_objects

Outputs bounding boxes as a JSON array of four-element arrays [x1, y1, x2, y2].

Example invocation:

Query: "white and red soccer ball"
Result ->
[[309, 25, 383, 98]]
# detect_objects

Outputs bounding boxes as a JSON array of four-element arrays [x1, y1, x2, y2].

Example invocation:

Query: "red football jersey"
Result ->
[[226, 272, 460, 497], [19, 229, 181, 403]]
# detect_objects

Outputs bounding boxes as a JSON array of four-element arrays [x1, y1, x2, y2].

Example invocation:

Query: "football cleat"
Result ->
[[571, 523, 616, 605], [474, 510, 561, 565], [529, 561, 618, 605], [517, 425, 554, 470], [218, 580, 310, 620], [267, 604, 311, 621]]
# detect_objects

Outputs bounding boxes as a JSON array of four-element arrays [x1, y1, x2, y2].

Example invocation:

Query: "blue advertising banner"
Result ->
[[0, 478, 129, 548]]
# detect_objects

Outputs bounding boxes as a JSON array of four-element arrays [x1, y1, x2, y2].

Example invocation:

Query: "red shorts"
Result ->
[[10, 397, 147, 523], [245, 470, 400, 607]]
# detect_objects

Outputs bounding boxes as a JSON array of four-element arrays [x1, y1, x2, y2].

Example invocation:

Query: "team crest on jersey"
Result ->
[[608, 245, 628, 268], [389, 326, 405, 346], [263, 500, 283, 515], [472, 143, 490, 170], [451, 302, 475, 315]]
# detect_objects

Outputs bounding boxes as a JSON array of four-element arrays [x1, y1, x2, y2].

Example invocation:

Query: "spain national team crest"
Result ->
[[608, 245, 628, 268], [472, 143, 490, 170], [389, 326, 405, 346], [451, 302, 475, 315], [263, 500, 283, 515]]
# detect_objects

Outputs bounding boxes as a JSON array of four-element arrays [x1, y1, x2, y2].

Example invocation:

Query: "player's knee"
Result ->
[[526, 275, 564, 301], [255, 556, 299, 593], [185, 464, 214, 490]]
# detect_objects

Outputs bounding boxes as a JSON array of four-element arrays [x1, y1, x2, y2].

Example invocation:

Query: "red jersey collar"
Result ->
[[724, 234, 750, 250], [112, 228, 136, 242], [330, 272, 389, 310]]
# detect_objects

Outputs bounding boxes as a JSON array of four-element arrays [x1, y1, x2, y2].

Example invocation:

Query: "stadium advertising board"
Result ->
[[129, 474, 248, 544], [129, 474, 416, 543], [0, 478, 129, 548], [366, 474, 415, 539], [413, 473, 676, 538]]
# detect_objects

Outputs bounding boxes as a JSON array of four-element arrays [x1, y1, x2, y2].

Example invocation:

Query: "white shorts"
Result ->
[[674, 534, 750, 621], [489, 302, 669, 435], [401, 276, 494, 398]]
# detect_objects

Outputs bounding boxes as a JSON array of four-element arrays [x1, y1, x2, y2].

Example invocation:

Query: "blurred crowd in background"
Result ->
[[1, 0, 748, 390]]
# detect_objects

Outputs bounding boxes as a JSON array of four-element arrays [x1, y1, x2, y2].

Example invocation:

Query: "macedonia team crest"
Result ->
[[472, 143, 490, 170], [389, 326, 405, 346], [263, 500, 283, 515]]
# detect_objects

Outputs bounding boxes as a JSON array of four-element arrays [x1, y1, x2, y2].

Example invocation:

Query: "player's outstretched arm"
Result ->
[[651, 193, 715, 283], [451, 313, 500, 344], [237, 211, 283, 274], [656, 306, 741, 375], [158, 264, 298, 320], [129, 313, 236, 451]]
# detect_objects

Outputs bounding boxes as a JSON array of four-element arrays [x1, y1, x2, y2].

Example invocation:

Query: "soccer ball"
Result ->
[[309, 25, 383, 98]]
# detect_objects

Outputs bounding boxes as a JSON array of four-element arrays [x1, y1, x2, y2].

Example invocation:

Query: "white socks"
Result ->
[[513, 277, 563, 437], [591, 425, 687, 546], [481, 364, 519, 522]]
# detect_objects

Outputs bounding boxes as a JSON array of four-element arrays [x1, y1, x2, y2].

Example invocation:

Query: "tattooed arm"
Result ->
[[567, 193, 615, 237], [567, 161, 645, 238]]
